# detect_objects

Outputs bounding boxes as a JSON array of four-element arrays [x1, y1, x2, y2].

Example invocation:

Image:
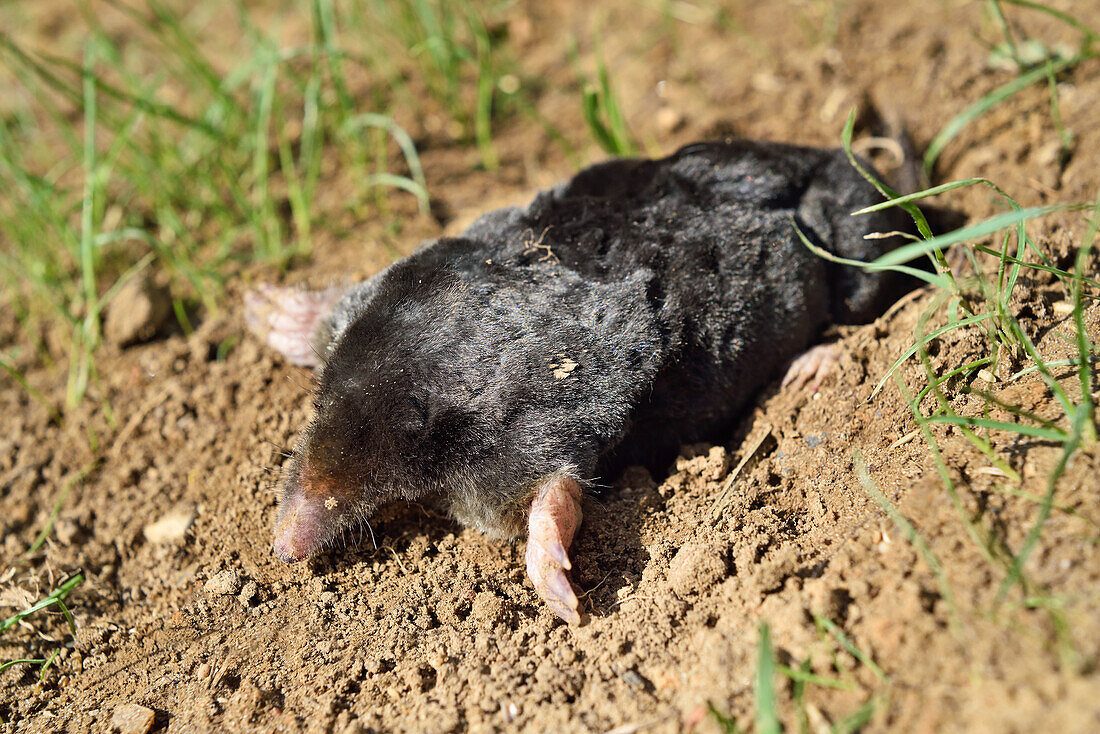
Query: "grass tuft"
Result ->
[[1, 572, 84, 683], [569, 36, 639, 157], [802, 12, 1099, 660], [0, 0, 441, 413], [925, 0, 1097, 179]]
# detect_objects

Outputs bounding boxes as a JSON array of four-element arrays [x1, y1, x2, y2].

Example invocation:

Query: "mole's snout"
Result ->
[[273, 487, 329, 563]]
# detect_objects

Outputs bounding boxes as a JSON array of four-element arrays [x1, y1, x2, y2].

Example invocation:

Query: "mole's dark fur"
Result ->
[[291, 139, 913, 544]]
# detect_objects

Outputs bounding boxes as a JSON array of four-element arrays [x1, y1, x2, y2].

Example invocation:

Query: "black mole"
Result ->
[[246, 139, 915, 623]]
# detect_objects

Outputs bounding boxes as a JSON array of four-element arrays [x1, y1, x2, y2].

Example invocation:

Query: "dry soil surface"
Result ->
[[2, 2, 1099, 733]]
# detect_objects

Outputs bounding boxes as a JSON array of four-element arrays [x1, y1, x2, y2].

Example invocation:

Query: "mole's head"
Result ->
[[272, 281, 481, 563]]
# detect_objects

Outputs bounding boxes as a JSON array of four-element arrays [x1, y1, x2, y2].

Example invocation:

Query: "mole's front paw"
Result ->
[[782, 343, 840, 393], [244, 284, 342, 367], [525, 473, 584, 625]]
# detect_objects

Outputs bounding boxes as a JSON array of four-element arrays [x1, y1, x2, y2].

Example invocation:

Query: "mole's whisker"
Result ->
[[364, 518, 378, 550]]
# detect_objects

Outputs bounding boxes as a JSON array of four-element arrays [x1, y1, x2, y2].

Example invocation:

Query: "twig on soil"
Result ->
[[579, 569, 615, 599], [382, 545, 408, 574], [712, 424, 774, 521], [888, 429, 919, 449], [603, 711, 676, 734]]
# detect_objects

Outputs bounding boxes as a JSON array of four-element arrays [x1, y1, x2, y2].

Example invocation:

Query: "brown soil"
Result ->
[[3, 1, 1100, 732]]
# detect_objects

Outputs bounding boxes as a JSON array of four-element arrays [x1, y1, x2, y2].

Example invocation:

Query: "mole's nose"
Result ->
[[273, 534, 305, 563], [272, 493, 322, 562]]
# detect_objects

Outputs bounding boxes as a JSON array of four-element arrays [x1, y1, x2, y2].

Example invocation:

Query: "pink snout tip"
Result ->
[[272, 498, 323, 563], [273, 535, 306, 563]]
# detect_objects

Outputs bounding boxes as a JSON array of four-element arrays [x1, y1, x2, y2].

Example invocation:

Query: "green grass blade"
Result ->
[[361, 172, 431, 212], [0, 659, 48, 674], [813, 615, 887, 682], [3, 36, 220, 136], [792, 220, 950, 289], [70, 39, 102, 408], [852, 175, 1021, 220], [467, 5, 499, 170], [923, 415, 1067, 441], [914, 357, 992, 404], [1008, 357, 1100, 382], [851, 178, 997, 214], [870, 312, 995, 399], [596, 51, 636, 156], [987, 0, 1021, 68], [973, 245, 1092, 287], [923, 54, 1078, 177], [999, 0, 1099, 40], [38, 648, 61, 683], [1, 572, 85, 632], [707, 702, 745, 734], [832, 697, 878, 734], [899, 371, 1001, 561], [1072, 196, 1098, 441], [252, 54, 279, 258], [854, 452, 964, 644], [997, 431, 1081, 604], [582, 86, 618, 155], [314, 0, 355, 118], [989, 484, 1099, 528], [343, 113, 429, 213], [776, 664, 857, 690], [0, 354, 61, 424], [960, 385, 1065, 433], [840, 110, 934, 240], [26, 461, 99, 556], [871, 203, 1086, 268], [755, 623, 781, 734], [1004, 311, 1076, 419]]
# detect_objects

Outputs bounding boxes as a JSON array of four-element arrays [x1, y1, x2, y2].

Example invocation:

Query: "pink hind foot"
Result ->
[[525, 473, 583, 624], [782, 343, 840, 393], [244, 284, 342, 367]]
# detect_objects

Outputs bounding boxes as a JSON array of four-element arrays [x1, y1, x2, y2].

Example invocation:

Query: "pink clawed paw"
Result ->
[[244, 284, 342, 367], [525, 474, 583, 624], [781, 343, 840, 394]]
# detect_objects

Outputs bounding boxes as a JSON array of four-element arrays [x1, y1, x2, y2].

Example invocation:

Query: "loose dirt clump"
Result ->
[[2, 1, 1100, 732]]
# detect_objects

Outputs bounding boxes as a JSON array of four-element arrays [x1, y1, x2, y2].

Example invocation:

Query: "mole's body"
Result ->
[[246, 140, 913, 623]]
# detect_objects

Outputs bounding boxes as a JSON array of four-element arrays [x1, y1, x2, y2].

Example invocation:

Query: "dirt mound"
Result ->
[[2, 1, 1099, 732]]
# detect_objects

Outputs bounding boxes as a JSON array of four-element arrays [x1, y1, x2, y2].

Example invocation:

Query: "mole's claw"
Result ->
[[547, 569, 576, 603], [244, 284, 342, 367], [546, 540, 571, 570], [544, 595, 581, 626], [782, 343, 840, 393], [525, 472, 584, 624]]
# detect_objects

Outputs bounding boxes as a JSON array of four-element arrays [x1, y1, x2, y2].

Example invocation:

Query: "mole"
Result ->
[[245, 139, 916, 624]]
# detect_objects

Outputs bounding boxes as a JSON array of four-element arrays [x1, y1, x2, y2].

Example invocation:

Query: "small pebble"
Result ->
[[656, 106, 684, 134], [144, 505, 195, 544], [621, 668, 649, 690], [109, 703, 155, 734], [204, 570, 243, 597], [104, 272, 172, 347]]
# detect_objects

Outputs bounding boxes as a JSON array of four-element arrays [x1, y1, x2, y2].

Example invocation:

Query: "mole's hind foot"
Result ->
[[244, 284, 342, 367], [782, 343, 840, 393], [525, 473, 583, 625]]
